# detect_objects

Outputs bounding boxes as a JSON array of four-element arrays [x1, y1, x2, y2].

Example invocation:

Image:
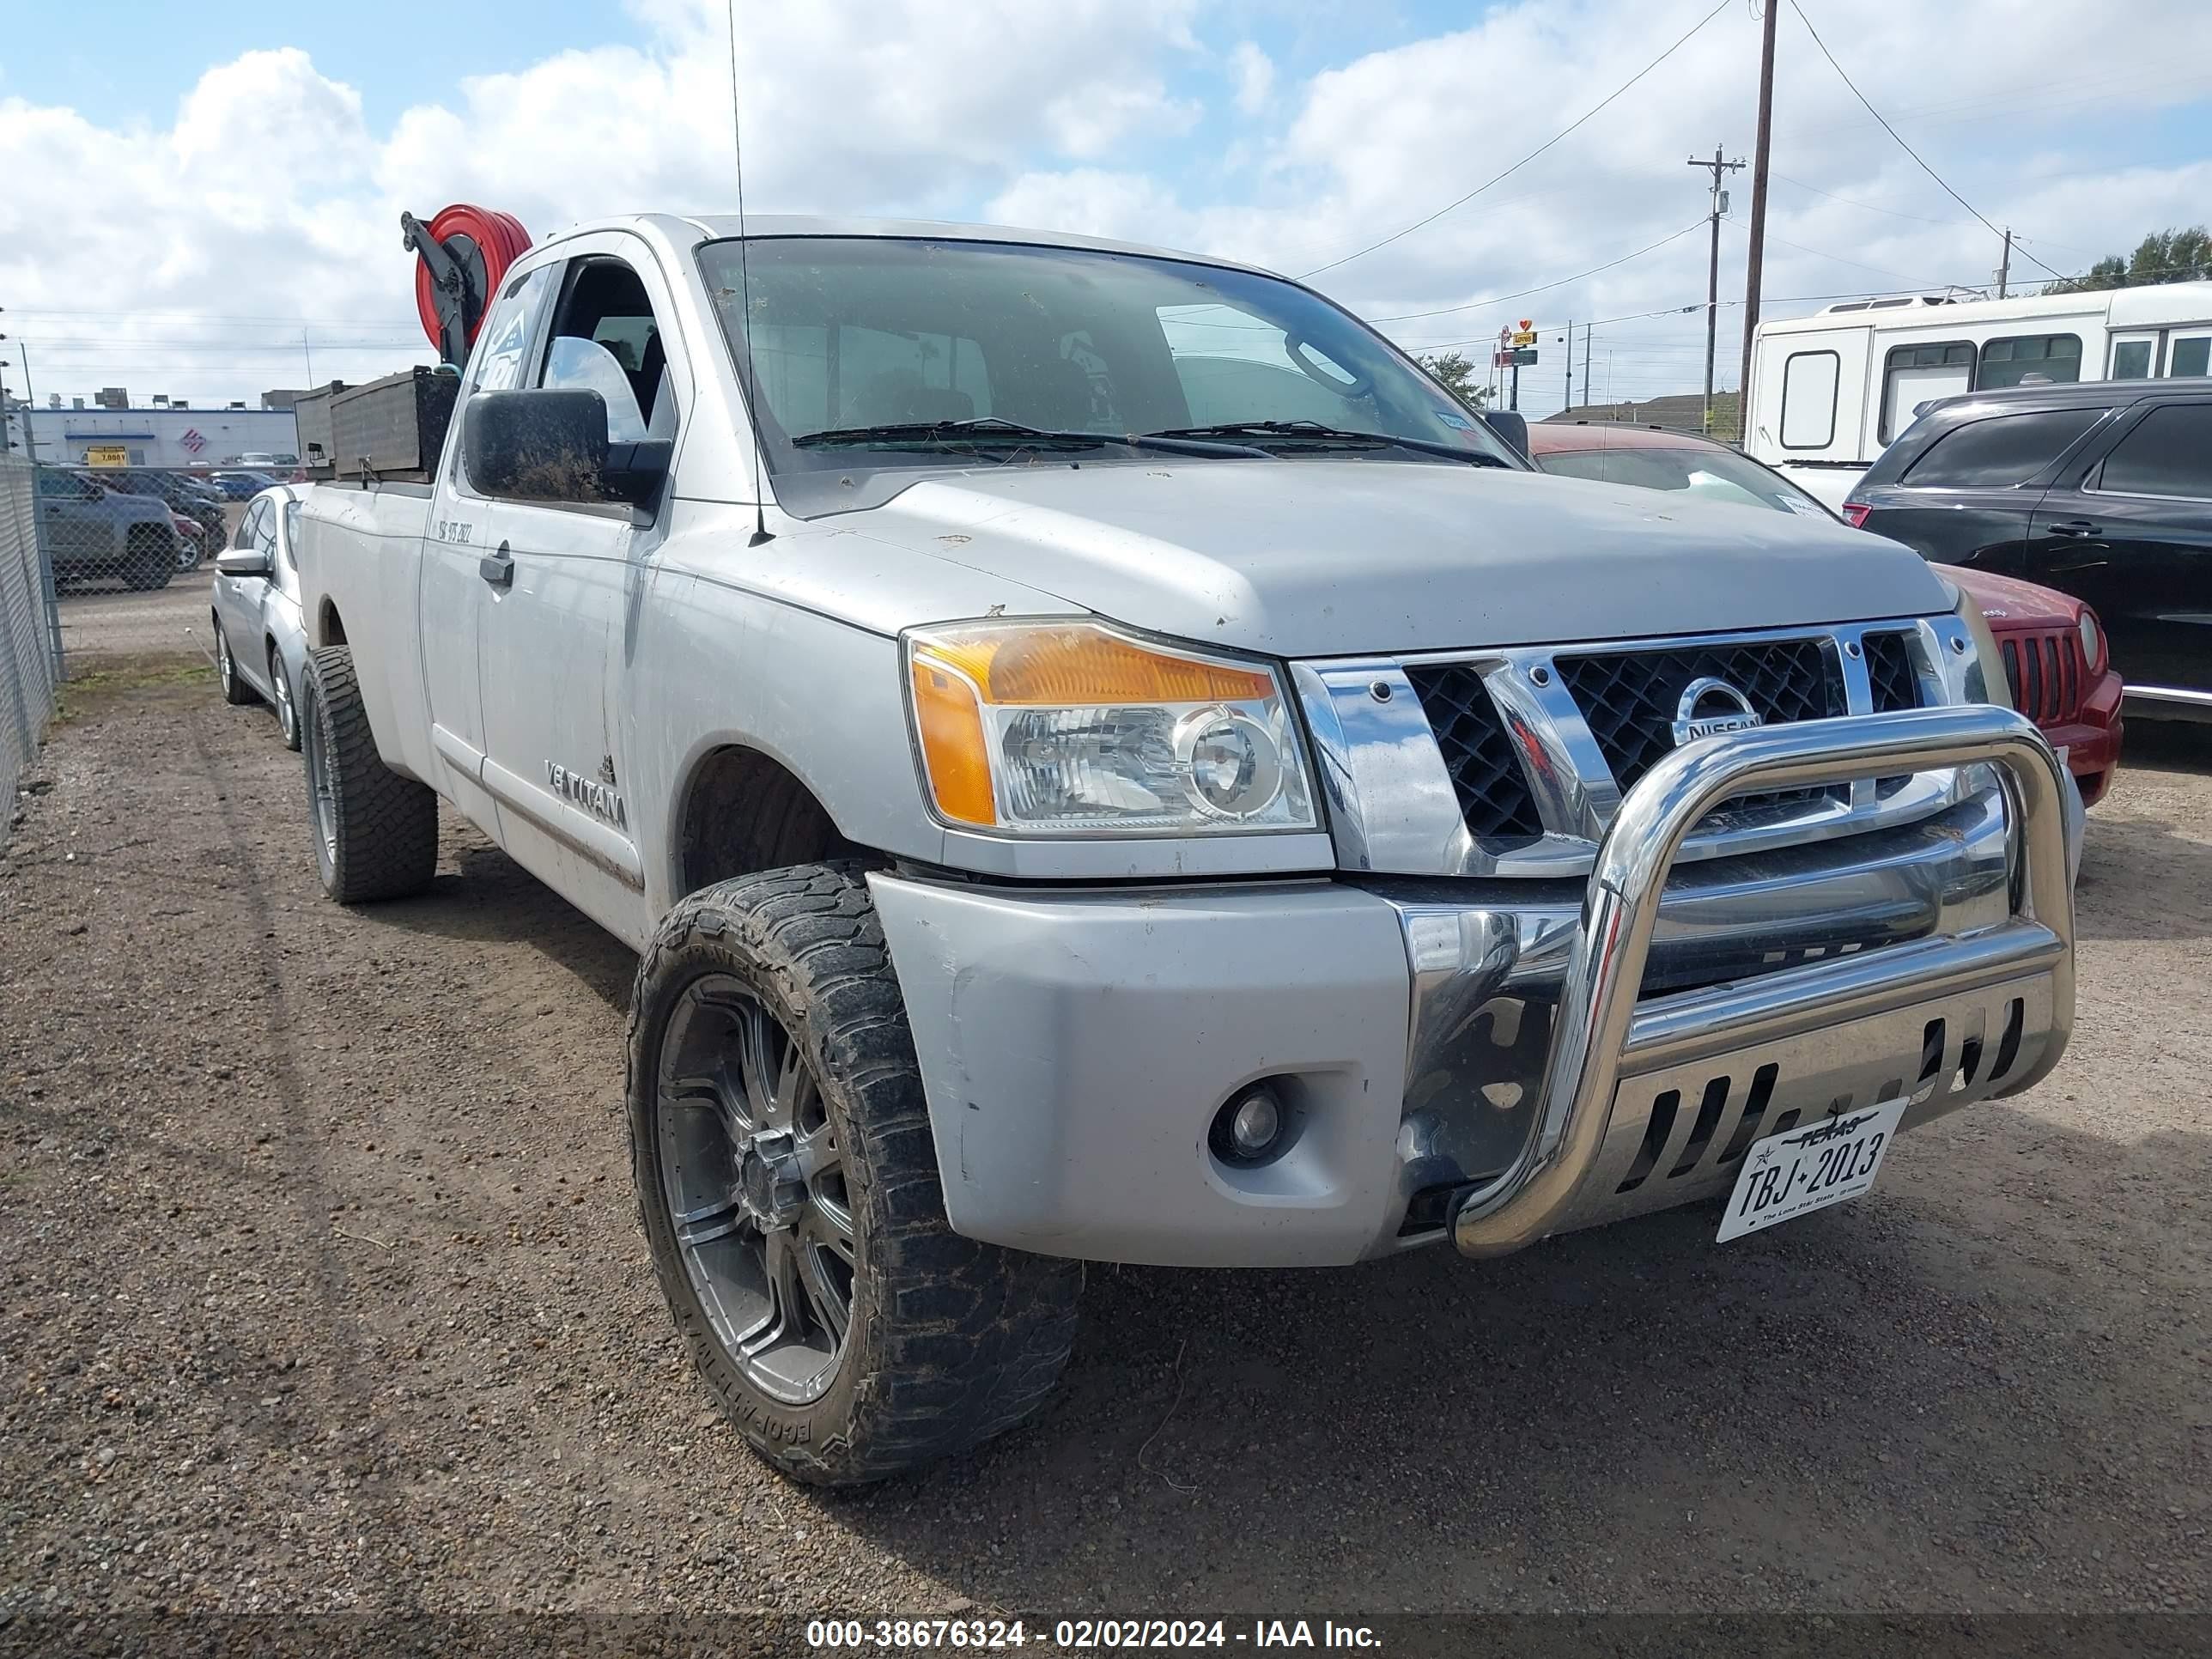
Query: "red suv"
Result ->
[[1521, 421, 2122, 805]]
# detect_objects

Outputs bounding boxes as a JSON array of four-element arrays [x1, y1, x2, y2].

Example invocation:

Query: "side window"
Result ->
[[280, 501, 302, 570], [2169, 334, 2210, 379], [254, 501, 279, 557], [2112, 338, 2155, 380], [233, 499, 263, 550], [537, 258, 675, 446], [2095, 404, 2212, 499], [1879, 341, 1974, 443], [1779, 350, 1838, 450], [467, 265, 555, 398], [1978, 333, 2081, 392], [1899, 408, 2106, 489]]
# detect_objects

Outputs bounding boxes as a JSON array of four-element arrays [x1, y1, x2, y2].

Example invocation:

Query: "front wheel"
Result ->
[[628, 864, 1080, 1486]]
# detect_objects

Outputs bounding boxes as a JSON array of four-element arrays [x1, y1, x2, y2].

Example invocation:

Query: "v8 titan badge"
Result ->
[[1717, 1097, 1909, 1243]]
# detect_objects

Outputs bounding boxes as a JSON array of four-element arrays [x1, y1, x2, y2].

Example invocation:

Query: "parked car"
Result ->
[[208, 470, 280, 501], [34, 467, 177, 588], [1524, 421, 2123, 805], [293, 212, 2078, 1486], [1844, 380, 2209, 724], [128, 469, 228, 566], [211, 488, 310, 750]]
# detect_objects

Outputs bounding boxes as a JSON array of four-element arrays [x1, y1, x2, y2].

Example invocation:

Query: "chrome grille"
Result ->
[[1402, 664, 1543, 840], [1556, 637, 1844, 812]]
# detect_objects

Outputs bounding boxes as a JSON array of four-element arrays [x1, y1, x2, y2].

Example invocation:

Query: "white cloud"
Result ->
[[3, 0, 2208, 416], [1229, 41, 1273, 115]]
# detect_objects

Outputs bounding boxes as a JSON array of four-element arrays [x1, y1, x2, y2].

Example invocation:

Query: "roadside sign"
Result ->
[[83, 445, 128, 467], [1510, 329, 1538, 348], [1513, 348, 1540, 365]]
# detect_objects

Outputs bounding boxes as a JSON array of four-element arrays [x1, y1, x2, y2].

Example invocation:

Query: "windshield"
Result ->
[[697, 236, 1513, 471], [1534, 441, 1836, 520]]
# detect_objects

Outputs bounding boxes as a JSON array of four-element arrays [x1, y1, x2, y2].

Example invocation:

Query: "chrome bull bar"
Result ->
[[1451, 704, 2075, 1257]]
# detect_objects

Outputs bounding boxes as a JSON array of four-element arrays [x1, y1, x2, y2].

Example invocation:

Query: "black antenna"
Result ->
[[726, 0, 772, 545]]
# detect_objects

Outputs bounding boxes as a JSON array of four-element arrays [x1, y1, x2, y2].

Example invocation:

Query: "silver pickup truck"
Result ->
[[294, 215, 2080, 1486]]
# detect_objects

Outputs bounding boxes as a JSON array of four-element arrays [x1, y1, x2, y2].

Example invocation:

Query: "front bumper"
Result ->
[[871, 707, 2076, 1267]]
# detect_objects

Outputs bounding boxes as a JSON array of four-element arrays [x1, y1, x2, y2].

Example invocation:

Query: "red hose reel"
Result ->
[[402, 204, 532, 366]]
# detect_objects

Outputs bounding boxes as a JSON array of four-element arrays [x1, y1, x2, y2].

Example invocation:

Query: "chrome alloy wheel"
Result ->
[[654, 975, 856, 1405]]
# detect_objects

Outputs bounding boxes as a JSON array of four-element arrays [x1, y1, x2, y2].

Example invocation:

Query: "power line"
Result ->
[[1363, 222, 1707, 323], [1787, 0, 2063, 282], [1770, 173, 1960, 226], [1297, 0, 1730, 278]]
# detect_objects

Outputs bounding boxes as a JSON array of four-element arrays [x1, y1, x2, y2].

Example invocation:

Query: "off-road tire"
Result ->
[[122, 526, 173, 591], [628, 863, 1081, 1486], [215, 618, 255, 706], [300, 645, 438, 903]]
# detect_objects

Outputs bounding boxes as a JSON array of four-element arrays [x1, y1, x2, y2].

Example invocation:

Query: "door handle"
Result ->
[[2046, 520, 2099, 538], [478, 540, 514, 588]]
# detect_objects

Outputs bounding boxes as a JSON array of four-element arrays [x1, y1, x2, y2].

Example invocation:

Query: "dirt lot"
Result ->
[[54, 568, 221, 670], [1, 665, 2208, 1643]]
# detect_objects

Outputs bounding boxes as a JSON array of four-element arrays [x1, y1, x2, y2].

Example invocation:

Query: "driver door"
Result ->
[[473, 234, 686, 944]]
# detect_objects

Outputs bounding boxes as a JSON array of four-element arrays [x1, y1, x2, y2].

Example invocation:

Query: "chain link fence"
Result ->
[[2, 454, 64, 838], [32, 462, 259, 591]]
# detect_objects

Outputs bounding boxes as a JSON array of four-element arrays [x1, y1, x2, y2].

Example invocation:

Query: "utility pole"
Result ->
[[1996, 228, 2013, 299], [1563, 321, 1573, 413], [1737, 0, 1779, 434], [1689, 144, 1746, 436]]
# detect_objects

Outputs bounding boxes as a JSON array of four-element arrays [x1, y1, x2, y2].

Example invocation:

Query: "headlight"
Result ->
[[904, 619, 1317, 836], [1948, 583, 2010, 709], [2078, 607, 2103, 672]]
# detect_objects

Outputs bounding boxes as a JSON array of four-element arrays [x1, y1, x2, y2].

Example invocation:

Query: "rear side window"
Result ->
[[1899, 407, 2105, 489], [2096, 404, 2212, 499], [1779, 350, 1838, 449]]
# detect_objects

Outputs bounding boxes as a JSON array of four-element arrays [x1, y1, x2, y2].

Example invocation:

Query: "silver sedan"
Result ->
[[211, 487, 310, 750]]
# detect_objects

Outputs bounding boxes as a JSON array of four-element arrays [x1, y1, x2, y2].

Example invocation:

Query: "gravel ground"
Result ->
[[55, 568, 221, 669], [0, 671, 2208, 1644]]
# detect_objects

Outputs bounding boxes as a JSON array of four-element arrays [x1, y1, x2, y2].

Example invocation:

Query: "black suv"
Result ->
[[1846, 380, 2209, 719]]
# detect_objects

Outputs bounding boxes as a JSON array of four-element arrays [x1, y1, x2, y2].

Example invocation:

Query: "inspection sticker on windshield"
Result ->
[[1434, 409, 1473, 429], [1717, 1097, 1909, 1242]]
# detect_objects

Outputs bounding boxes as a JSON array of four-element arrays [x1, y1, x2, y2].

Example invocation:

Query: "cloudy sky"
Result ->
[[3, 0, 2209, 417]]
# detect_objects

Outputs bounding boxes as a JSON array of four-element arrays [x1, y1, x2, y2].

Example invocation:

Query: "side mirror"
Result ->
[[465, 390, 610, 503], [463, 389, 672, 508], [216, 548, 271, 579], [1480, 409, 1530, 459]]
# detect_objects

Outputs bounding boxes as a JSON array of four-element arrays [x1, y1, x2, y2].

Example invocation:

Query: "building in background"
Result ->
[[3, 400, 301, 467]]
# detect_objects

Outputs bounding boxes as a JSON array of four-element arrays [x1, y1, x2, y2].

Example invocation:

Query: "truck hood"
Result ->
[[856, 459, 1952, 658]]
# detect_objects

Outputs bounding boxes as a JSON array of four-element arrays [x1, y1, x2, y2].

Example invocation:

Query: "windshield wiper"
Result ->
[[790, 417, 1267, 459], [1142, 420, 1512, 466]]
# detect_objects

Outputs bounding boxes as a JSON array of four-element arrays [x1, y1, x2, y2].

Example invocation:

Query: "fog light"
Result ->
[[1212, 1083, 1288, 1166]]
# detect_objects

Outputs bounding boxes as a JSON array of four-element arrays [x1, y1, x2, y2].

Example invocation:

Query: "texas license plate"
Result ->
[[1717, 1098, 1909, 1242]]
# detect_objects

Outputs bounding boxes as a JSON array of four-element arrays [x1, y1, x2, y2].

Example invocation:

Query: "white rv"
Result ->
[[1744, 281, 2212, 507]]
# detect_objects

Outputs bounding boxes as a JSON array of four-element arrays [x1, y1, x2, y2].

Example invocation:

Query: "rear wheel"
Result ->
[[629, 864, 1080, 1486], [215, 620, 255, 706], [122, 526, 173, 590], [300, 646, 438, 902]]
